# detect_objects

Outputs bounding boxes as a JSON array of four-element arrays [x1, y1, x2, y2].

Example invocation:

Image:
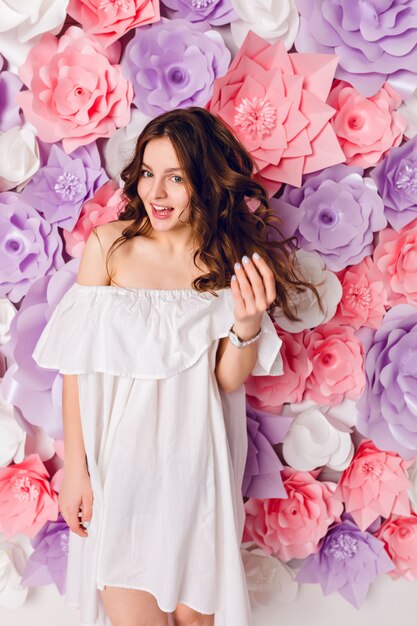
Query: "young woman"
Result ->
[[33, 107, 323, 626]]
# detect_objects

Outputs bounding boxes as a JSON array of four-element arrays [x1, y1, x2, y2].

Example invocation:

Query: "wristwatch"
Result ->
[[228, 324, 262, 348]]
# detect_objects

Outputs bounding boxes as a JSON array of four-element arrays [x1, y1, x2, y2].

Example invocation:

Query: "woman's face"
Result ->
[[137, 136, 191, 234]]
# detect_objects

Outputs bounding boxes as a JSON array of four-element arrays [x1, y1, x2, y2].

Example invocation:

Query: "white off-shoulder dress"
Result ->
[[32, 282, 283, 626]]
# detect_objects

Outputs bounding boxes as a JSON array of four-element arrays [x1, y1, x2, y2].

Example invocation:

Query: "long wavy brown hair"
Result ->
[[104, 106, 324, 322]]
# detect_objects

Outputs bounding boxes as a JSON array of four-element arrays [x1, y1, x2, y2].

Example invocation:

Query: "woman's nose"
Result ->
[[150, 177, 167, 198]]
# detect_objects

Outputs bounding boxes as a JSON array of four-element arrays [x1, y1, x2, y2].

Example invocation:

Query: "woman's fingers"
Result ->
[[251, 253, 276, 304], [233, 254, 274, 311]]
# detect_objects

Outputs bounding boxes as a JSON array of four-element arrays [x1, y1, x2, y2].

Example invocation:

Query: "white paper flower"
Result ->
[[0, 533, 33, 608], [241, 544, 298, 607], [103, 108, 151, 184], [400, 89, 417, 139], [0, 391, 26, 466], [230, 0, 299, 48], [273, 250, 342, 333], [0, 298, 16, 346], [0, 0, 69, 68], [281, 400, 354, 471], [0, 126, 40, 192]]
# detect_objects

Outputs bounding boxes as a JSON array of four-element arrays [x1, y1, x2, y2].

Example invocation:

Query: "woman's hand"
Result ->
[[58, 466, 94, 538], [231, 252, 276, 336]]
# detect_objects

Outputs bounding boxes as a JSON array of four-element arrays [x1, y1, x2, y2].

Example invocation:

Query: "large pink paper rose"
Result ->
[[245, 326, 311, 412], [243, 468, 343, 561], [63, 180, 124, 257], [67, 0, 160, 47], [302, 322, 365, 406], [0, 454, 59, 539], [335, 440, 412, 532], [328, 81, 407, 168], [333, 256, 388, 330], [374, 218, 417, 306], [376, 515, 417, 581], [16, 26, 133, 153], [207, 30, 345, 196]]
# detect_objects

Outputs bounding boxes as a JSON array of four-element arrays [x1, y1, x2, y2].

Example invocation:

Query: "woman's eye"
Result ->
[[141, 170, 152, 177], [172, 175, 183, 183]]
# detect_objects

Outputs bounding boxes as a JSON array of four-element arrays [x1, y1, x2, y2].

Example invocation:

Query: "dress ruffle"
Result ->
[[32, 283, 283, 379]]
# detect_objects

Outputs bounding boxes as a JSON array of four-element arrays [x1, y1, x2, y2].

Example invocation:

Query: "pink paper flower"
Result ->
[[376, 515, 417, 581], [0, 454, 59, 539], [245, 326, 311, 412], [63, 181, 125, 257], [243, 468, 343, 561], [333, 257, 388, 331], [207, 30, 345, 196], [374, 219, 417, 307], [67, 0, 160, 47], [302, 323, 365, 406], [16, 26, 133, 153], [335, 440, 412, 532], [328, 81, 407, 168]]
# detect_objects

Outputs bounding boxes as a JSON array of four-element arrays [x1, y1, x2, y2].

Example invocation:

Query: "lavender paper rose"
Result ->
[[356, 304, 417, 459], [294, 0, 417, 97], [281, 164, 387, 271], [121, 17, 230, 117], [371, 135, 417, 231], [161, 0, 237, 26]]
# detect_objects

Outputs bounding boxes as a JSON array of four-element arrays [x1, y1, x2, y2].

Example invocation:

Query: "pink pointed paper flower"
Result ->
[[328, 81, 407, 168], [333, 257, 388, 331], [67, 0, 160, 47], [303, 322, 365, 406], [335, 440, 412, 532], [16, 26, 133, 154], [376, 514, 417, 581], [243, 468, 343, 560], [374, 219, 417, 307], [207, 30, 345, 196], [0, 454, 59, 539], [245, 326, 311, 413], [63, 180, 124, 257]]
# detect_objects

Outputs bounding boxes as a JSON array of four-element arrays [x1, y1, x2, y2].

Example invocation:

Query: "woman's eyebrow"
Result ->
[[142, 163, 183, 172]]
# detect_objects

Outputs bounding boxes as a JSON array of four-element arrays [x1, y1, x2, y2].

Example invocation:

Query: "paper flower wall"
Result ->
[[1, 0, 417, 616]]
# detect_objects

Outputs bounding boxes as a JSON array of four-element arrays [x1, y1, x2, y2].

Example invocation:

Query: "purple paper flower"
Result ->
[[356, 304, 417, 459], [0, 54, 23, 132], [243, 404, 292, 499], [121, 17, 231, 117], [296, 518, 394, 608], [1, 260, 78, 438], [281, 164, 387, 271], [294, 0, 417, 97], [21, 143, 109, 231], [0, 192, 65, 302], [161, 0, 237, 26], [20, 514, 69, 595], [371, 135, 417, 231]]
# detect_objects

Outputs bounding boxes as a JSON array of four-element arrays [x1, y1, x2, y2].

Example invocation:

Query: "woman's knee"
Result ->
[[99, 586, 169, 626], [173, 603, 214, 626]]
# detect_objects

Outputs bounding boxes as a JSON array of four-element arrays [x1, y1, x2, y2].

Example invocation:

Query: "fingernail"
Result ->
[[231, 275, 237, 281], [242, 255, 250, 264], [234, 262, 241, 270], [252, 252, 260, 260]]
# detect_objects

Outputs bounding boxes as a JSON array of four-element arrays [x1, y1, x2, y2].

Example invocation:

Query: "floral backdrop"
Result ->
[[1, 0, 417, 616]]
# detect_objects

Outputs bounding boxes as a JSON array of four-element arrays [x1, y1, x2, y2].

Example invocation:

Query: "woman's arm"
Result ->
[[214, 319, 262, 393]]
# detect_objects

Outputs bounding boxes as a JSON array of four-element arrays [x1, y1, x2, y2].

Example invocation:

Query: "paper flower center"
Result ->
[[167, 66, 189, 86], [99, 0, 131, 12], [191, 0, 213, 7], [347, 113, 365, 131], [12, 475, 40, 502], [234, 97, 277, 138], [399, 526, 411, 538], [318, 208, 338, 228], [395, 163, 417, 196], [54, 173, 83, 200], [346, 284, 372, 310], [361, 459, 383, 479], [321, 352, 335, 366], [327, 533, 358, 561], [4, 237, 24, 255]]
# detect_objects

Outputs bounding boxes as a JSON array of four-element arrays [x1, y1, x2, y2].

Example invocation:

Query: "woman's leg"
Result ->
[[99, 586, 169, 626], [173, 604, 215, 626]]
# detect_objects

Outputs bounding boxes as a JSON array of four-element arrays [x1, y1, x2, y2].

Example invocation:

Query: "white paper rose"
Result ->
[[273, 250, 342, 332], [0, 298, 16, 346], [0, 533, 33, 608], [0, 391, 26, 466], [281, 400, 354, 471], [103, 108, 151, 184], [241, 544, 299, 606], [400, 89, 417, 139], [0, 126, 40, 192], [230, 0, 299, 48], [0, 0, 69, 67]]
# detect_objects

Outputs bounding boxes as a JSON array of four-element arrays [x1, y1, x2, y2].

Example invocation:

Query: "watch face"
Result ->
[[228, 330, 240, 347]]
